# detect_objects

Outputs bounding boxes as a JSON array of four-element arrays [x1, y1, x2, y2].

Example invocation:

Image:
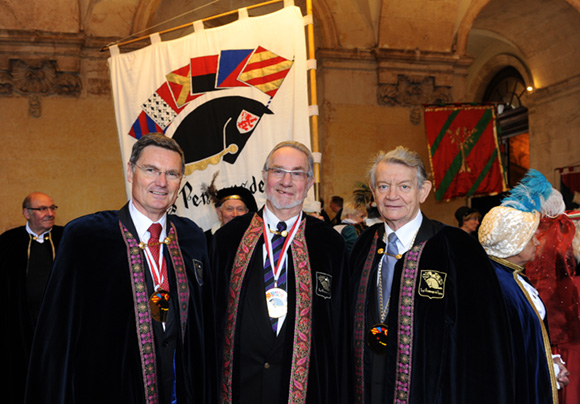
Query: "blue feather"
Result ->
[[501, 169, 552, 212]]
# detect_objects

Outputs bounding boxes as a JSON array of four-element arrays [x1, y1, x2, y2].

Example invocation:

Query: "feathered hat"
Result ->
[[479, 169, 562, 258], [501, 168, 565, 216]]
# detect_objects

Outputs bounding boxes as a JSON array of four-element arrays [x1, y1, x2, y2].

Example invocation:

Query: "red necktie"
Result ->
[[148, 223, 169, 292]]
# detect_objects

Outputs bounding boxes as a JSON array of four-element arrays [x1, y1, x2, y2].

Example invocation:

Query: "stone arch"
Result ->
[[132, 0, 162, 34], [454, 0, 491, 55], [456, 0, 580, 56], [467, 54, 533, 102], [311, 0, 340, 49]]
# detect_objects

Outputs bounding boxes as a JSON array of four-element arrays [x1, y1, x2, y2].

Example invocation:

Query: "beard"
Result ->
[[266, 190, 306, 211]]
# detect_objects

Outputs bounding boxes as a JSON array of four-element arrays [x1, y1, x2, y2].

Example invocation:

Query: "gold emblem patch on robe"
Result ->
[[418, 270, 447, 299]]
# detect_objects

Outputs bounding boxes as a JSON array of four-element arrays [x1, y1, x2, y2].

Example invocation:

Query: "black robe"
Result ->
[[1, 225, 63, 404], [351, 222, 515, 403], [25, 205, 217, 404], [211, 211, 351, 404]]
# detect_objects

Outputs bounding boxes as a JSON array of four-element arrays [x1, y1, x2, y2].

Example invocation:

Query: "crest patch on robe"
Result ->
[[316, 272, 332, 299], [418, 270, 447, 299], [193, 259, 204, 286]]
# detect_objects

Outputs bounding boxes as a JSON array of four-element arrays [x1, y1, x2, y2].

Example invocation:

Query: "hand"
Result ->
[[554, 356, 570, 389]]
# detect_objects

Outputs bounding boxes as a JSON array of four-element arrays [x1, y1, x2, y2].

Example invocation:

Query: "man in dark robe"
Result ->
[[211, 141, 350, 404], [350, 146, 514, 403], [25, 134, 217, 404], [1, 192, 63, 404]]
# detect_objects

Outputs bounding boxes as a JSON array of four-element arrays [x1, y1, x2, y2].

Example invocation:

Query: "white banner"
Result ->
[[109, 6, 310, 230]]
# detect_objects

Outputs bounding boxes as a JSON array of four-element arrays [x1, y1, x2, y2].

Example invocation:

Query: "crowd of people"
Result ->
[[3, 133, 580, 404]]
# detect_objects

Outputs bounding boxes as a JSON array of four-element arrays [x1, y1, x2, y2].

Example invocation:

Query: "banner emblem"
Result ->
[[424, 104, 507, 201]]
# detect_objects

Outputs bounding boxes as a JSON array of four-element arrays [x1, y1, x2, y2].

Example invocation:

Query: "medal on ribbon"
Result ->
[[149, 290, 171, 322], [367, 323, 389, 354], [266, 287, 288, 318]]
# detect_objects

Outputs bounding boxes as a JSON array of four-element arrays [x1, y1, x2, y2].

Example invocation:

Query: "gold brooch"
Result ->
[[139, 237, 171, 249]]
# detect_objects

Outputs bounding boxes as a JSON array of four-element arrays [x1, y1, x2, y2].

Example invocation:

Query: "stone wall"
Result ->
[[317, 48, 469, 226], [528, 75, 580, 186], [0, 94, 126, 232], [3, 0, 580, 232]]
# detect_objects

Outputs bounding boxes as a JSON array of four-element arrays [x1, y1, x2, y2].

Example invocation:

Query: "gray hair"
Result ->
[[262, 140, 314, 178], [368, 146, 428, 188], [129, 133, 185, 174]]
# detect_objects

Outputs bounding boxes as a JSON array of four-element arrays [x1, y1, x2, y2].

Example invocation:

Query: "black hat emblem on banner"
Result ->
[[172, 96, 272, 175]]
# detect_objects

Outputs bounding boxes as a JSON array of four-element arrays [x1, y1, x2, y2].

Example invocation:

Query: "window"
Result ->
[[482, 66, 529, 187]]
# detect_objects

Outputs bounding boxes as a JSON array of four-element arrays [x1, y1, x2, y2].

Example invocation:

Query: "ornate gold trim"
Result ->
[[489, 255, 524, 273]]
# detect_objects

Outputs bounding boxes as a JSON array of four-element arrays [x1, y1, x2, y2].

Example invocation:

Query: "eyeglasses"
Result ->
[[27, 205, 58, 213], [266, 168, 310, 181], [133, 164, 183, 182]]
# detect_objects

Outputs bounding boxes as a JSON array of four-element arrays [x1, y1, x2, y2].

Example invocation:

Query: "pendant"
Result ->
[[265, 287, 288, 318], [149, 290, 171, 322], [367, 323, 389, 354]]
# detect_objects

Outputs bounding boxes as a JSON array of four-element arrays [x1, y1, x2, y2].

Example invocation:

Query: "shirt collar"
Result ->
[[384, 210, 423, 254], [263, 205, 299, 241], [128, 200, 167, 242], [26, 222, 51, 243]]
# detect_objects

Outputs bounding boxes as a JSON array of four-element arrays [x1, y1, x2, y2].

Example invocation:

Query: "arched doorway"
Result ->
[[482, 66, 530, 187]]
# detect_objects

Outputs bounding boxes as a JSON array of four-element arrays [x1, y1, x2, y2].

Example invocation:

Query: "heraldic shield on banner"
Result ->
[[109, 6, 310, 231], [424, 104, 508, 202]]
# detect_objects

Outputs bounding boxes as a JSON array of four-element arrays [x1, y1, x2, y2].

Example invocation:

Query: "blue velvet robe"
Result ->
[[492, 259, 558, 404], [351, 224, 516, 403], [24, 205, 217, 403]]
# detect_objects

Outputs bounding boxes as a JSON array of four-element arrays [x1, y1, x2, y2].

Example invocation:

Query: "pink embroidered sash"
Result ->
[[220, 214, 313, 404], [120, 221, 190, 404]]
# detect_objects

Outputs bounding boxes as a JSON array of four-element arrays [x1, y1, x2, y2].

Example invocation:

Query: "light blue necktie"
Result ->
[[380, 232, 399, 314]]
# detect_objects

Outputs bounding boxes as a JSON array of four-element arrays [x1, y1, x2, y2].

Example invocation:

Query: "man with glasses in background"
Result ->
[[26, 133, 217, 404], [1, 192, 63, 404], [211, 141, 351, 404]]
